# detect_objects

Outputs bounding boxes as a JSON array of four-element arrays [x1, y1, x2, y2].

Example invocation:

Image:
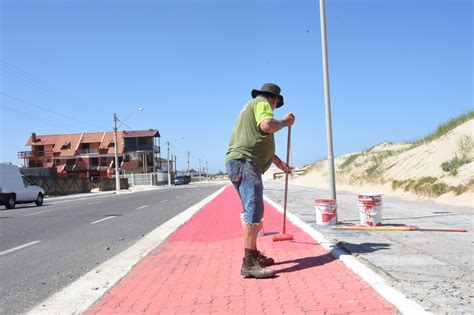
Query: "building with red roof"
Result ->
[[18, 129, 163, 178]]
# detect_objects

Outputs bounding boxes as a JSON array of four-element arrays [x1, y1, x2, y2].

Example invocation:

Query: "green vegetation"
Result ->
[[441, 155, 472, 176], [363, 150, 396, 182], [440, 135, 473, 176], [338, 153, 360, 170], [392, 177, 474, 197], [412, 111, 474, 146]]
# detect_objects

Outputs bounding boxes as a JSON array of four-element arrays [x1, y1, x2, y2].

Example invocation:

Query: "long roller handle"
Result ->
[[283, 126, 291, 234]]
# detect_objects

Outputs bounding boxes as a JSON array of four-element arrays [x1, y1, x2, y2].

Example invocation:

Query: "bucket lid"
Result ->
[[358, 192, 383, 197], [315, 199, 336, 204]]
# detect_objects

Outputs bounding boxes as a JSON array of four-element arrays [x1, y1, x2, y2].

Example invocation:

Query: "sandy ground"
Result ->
[[265, 119, 474, 208]]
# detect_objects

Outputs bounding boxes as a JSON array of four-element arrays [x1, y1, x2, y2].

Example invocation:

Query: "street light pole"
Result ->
[[167, 142, 171, 186], [187, 151, 190, 175], [199, 158, 201, 182], [113, 113, 121, 193], [319, 0, 337, 205]]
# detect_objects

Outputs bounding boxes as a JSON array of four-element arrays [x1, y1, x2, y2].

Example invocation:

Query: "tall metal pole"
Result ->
[[206, 160, 208, 180], [174, 155, 177, 174], [198, 158, 202, 181], [113, 113, 121, 193], [187, 151, 190, 175], [319, 0, 337, 205], [167, 142, 171, 186]]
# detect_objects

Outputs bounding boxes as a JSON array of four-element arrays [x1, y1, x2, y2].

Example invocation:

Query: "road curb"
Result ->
[[27, 186, 227, 315], [264, 195, 432, 315]]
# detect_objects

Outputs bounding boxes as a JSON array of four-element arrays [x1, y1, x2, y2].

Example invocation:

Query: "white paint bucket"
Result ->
[[315, 199, 337, 225], [358, 193, 383, 226]]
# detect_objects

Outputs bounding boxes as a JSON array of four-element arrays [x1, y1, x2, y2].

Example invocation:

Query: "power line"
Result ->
[[0, 59, 93, 113], [0, 92, 105, 130], [1, 104, 81, 132]]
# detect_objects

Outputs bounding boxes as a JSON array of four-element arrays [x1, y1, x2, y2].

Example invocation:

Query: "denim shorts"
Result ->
[[226, 159, 264, 224]]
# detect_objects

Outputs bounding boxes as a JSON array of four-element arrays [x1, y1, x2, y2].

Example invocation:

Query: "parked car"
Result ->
[[174, 175, 191, 185], [0, 163, 44, 209]]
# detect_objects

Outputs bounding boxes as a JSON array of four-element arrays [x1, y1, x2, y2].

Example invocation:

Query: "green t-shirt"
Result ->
[[226, 96, 275, 173]]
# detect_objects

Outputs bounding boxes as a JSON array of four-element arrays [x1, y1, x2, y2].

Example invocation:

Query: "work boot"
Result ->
[[256, 250, 275, 267], [240, 257, 276, 279]]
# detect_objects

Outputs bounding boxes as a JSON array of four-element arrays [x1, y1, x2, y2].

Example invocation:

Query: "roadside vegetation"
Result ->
[[440, 135, 473, 176], [392, 177, 474, 197], [411, 111, 474, 147], [302, 112, 474, 200]]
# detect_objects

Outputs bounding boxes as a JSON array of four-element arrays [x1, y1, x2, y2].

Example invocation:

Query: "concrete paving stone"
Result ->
[[87, 187, 398, 314], [366, 253, 448, 266]]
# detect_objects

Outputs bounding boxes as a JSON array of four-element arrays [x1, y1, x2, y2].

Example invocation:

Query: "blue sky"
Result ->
[[0, 0, 472, 173]]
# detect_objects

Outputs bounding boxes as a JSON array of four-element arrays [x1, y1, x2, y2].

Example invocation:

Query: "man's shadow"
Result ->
[[274, 253, 334, 274], [273, 242, 391, 274]]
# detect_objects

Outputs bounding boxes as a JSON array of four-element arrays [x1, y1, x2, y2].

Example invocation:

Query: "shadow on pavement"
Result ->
[[274, 253, 334, 274], [336, 241, 391, 254]]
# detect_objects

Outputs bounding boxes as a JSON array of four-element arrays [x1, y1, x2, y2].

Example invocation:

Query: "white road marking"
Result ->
[[23, 209, 57, 217], [160, 200, 168, 203], [176, 195, 181, 198], [90, 216, 116, 225], [0, 241, 41, 257], [136, 205, 149, 210], [87, 202, 102, 205]]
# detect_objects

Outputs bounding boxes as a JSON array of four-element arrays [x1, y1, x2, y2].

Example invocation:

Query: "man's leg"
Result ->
[[242, 222, 262, 250], [226, 160, 275, 278], [238, 162, 275, 278]]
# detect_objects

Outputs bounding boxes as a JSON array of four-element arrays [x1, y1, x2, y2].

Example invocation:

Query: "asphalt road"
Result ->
[[0, 183, 224, 314]]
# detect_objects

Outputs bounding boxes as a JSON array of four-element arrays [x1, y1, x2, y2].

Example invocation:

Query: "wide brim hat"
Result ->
[[251, 83, 284, 108]]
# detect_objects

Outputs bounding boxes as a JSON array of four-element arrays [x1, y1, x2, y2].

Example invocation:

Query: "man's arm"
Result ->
[[259, 112, 295, 134]]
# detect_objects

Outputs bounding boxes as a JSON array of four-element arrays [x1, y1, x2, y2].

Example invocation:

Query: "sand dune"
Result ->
[[267, 117, 473, 207]]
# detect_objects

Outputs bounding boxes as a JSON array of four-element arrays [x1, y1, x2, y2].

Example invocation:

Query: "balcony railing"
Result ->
[[19, 150, 54, 158], [77, 149, 100, 155], [18, 151, 33, 158], [124, 145, 160, 152]]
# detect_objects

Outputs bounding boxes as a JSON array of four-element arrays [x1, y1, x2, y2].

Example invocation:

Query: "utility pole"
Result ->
[[174, 155, 177, 174], [167, 142, 171, 186], [171, 154, 174, 175], [199, 159, 202, 181], [113, 113, 120, 193], [206, 160, 208, 180], [187, 151, 190, 175], [320, 0, 337, 205]]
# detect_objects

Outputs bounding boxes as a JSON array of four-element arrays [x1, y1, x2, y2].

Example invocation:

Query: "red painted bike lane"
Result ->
[[88, 186, 397, 314]]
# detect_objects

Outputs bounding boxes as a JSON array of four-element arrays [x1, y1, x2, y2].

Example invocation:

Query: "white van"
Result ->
[[0, 163, 45, 209]]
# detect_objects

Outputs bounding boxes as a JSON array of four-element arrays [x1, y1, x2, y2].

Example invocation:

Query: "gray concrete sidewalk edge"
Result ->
[[264, 195, 432, 315]]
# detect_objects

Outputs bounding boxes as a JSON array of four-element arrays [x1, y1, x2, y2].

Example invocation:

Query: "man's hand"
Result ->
[[273, 156, 292, 174], [276, 160, 292, 173], [283, 112, 295, 127]]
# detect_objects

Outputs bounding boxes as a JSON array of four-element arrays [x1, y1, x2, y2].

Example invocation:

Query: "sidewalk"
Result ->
[[87, 186, 397, 314], [263, 181, 473, 314]]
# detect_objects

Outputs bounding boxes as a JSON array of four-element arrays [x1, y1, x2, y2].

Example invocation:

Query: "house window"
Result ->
[[90, 158, 98, 167], [61, 143, 71, 150]]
